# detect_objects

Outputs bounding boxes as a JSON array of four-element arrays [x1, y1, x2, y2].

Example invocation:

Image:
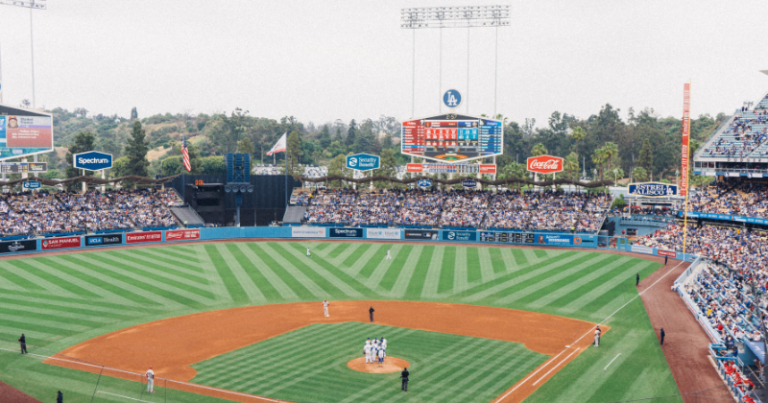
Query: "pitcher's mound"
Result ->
[[347, 357, 410, 373]]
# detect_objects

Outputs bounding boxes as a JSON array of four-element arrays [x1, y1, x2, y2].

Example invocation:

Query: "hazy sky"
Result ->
[[0, 0, 766, 128]]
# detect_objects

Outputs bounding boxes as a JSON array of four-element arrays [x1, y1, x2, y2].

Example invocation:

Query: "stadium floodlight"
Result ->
[[0, 0, 47, 107], [400, 5, 510, 116]]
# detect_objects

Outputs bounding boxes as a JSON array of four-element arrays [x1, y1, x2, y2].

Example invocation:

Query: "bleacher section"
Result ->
[[170, 206, 206, 227], [301, 189, 613, 233]]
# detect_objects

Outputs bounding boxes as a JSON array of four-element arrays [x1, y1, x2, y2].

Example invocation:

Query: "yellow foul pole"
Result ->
[[681, 81, 691, 255]]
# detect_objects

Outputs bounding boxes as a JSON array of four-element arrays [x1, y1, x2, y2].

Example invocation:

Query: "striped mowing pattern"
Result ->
[[0, 243, 679, 403], [192, 322, 548, 403]]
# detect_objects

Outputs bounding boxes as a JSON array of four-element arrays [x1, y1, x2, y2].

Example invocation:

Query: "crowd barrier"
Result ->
[[0, 225, 699, 263]]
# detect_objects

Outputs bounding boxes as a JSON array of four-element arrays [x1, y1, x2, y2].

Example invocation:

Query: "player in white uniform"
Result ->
[[364, 343, 372, 363], [146, 366, 155, 393], [386, 249, 391, 260], [378, 346, 385, 363], [307, 247, 311, 258], [594, 329, 600, 347], [323, 299, 330, 317], [381, 337, 387, 354]]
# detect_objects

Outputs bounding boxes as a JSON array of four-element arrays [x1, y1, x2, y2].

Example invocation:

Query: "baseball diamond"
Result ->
[[0, 241, 683, 402]]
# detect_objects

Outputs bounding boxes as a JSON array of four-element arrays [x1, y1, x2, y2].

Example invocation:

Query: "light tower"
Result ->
[[400, 5, 510, 117], [0, 0, 47, 107]]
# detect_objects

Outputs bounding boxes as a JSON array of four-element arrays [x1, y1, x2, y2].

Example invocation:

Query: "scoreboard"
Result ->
[[479, 232, 535, 244], [402, 113, 503, 162]]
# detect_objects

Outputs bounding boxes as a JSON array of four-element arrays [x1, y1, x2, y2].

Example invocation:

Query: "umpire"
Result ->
[[369, 306, 375, 323], [401, 367, 409, 391]]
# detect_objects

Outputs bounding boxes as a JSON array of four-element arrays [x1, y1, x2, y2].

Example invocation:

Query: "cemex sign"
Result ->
[[73, 151, 113, 171], [346, 154, 380, 171], [628, 182, 678, 197], [527, 155, 563, 174]]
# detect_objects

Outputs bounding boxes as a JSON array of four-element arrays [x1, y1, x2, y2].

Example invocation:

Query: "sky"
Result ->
[[0, 0, 766, 128]]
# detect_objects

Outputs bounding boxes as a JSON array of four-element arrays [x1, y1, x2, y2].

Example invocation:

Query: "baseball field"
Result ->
[[0, 241, 681, 402]]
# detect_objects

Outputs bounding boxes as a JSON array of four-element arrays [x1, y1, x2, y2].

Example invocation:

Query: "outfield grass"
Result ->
[[192, 322, 549, 403], [0, 242, 680, 402]]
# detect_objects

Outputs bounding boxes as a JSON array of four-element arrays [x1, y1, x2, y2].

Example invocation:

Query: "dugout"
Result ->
[[166, 174, 302, 226]]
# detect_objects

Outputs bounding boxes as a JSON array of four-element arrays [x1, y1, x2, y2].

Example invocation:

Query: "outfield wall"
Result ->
[[0, 226, 699, 262]]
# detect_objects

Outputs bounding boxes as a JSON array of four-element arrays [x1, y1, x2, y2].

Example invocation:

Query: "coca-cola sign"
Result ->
[[526, 155, 564, 174]]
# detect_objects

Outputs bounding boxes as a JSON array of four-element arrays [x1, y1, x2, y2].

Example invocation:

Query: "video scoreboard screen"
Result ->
[[479, 232, 535, 243], [402, 113, 502, 162]]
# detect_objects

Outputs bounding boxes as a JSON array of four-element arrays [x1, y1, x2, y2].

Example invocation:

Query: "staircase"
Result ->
[[283, 205, 308, 224], [170, 206, 206, 227]]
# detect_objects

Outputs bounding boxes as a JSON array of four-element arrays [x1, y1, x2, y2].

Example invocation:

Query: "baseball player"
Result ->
[[594, 328, 600, 347], [378, 346, 385, 363], [307, 247, 311, 258], [386, 249, 391, 260], [323, 299, 330, 317], [381, 337, 387, 353], [364, 342, 372, 364], [146, 366, 155, 393]]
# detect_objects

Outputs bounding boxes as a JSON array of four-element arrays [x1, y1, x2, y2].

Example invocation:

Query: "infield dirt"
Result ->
[[48, 300, 601, 403]]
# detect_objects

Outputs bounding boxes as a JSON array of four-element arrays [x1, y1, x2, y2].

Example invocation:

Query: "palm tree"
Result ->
[[531, 143, 548, 156], [603, 142, 619, 171], [592, 147, 606, 180], [571, 126, 586, 155]]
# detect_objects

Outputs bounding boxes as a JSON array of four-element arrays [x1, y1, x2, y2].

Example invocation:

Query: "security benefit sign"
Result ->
[[442, 230, 477, 242], [628, 182, 678, 197], [85, 234, 123, 247], [346, 154, 380, 172], [329, 228, 363, 238]]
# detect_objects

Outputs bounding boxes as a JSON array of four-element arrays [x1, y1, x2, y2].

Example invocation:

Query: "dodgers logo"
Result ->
[[443, 90, 461, 108]]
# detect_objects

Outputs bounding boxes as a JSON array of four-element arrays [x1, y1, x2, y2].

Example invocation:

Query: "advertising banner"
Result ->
[[85, 234, 123, 247], [126, 231, 163, 244], [527, 155, 564, 174], [73, 151, 113, 171], [0, 239, 37, 254], [329, 228, 363, 238], [628, 182, 678, 197], [630, 245, 654, 255], [479, 164, 497, 174], [366, 229, 402, 240], [442, 230, 477, 242], [681, 82, 691, 197], [346, 154, 380, 171], [535, 234, 574, 246], [41, 236, 81, 250], [404, 229, 438, 240], [166, 229, 201, 241], [479, 231, 511, 242], [417, 179, 433, 188], [657, 249, 678, 258], [406, 163, 424, 173], [291, 227, 326, 238]]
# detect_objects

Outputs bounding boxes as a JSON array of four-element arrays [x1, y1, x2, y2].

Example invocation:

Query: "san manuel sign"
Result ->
[[346, 153, 380, 171], [73, 151, 113, 171]]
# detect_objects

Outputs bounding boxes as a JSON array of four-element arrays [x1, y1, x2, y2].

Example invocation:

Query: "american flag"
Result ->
[[181, 137, 191, 172]]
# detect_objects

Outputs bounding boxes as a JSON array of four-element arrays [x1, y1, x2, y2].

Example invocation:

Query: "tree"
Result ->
[[375, 148, 398, 188], [531, 143, 548, 157], [571, 126, 586, 153], [632, 166, 648, 182], [130, 107, 138, 120], [328, 154, 347, 188], [65, 131, 96, 182], [602, 142, 619, 170], [346, 119, 358, 148], [286, 131, 303, 175], [591, 146, 607, 180], [237, 138, 255, 156], [161, 156, 183, 176], [499, 162, 528, 189], [637, 138, 653, 178], [200, 156, 227, 175], [564, 152, 580, 182], [123, 121, 150, 184], [318, 124, 332, 149]]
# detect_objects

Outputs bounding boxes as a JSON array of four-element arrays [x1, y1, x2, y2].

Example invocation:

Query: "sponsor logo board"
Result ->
[[126, 231, 163, 244], [291, 227, 326, 238], [657, 249, 677, 258], [526, 155, 564, 174], [329, 228, 363, 238], [630, 245, 654, 254], [0, 239, 37, 254], [628, 182, 678, 197], [41, 236, 81, 250], [166, 229, 200, 241], [442, 230, 477, 242], [366, 229, 401, 240], [85, 234, 123, 246], [404, 230, 438, 240]]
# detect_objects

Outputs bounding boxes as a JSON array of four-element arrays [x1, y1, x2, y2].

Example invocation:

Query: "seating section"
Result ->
[[0, 189, 179, 237], [689, 181, 768, 218], [303, 188, 612, 232], [638, 223, 768, 345], [700, 94, 768, 159]]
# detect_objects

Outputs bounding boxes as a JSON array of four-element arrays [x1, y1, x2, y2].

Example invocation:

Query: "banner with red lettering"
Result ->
[[126, 231, 163, 244], [526, 155, 564, 174], [681, 83, 691, 197], [41, 236, 81, 250], [165, 229, 200, 241]]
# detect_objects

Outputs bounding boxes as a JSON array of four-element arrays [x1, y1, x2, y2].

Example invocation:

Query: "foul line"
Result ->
[[493, 259, 685, 403], [97, 392, 154, 402], [0, 348, 281, 402], [604, 353, 621, 370], [532, 347, 580, 386]]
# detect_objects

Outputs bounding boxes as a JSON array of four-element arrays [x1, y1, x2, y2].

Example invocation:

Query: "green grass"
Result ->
[[192, 322, 549, 403], [0, 242, 680, 403]]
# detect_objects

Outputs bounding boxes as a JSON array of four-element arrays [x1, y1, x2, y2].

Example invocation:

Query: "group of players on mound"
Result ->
[[364, 337, 387, 364]]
